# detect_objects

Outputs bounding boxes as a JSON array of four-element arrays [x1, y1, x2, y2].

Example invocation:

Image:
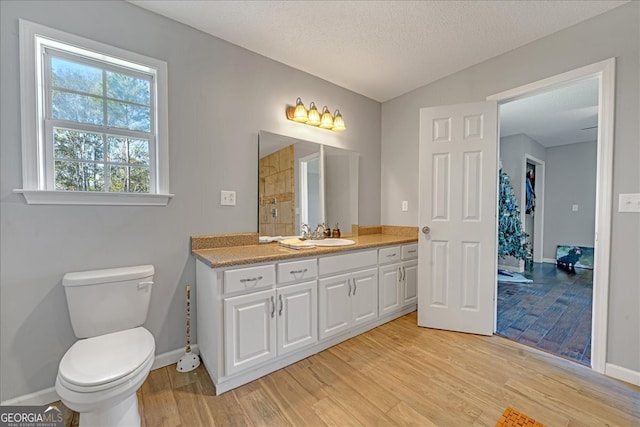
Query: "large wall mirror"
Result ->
[[258, 130, 359, 237]]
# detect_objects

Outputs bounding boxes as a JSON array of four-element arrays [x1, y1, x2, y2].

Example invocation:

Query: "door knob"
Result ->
[[422, 226, 431, 234]]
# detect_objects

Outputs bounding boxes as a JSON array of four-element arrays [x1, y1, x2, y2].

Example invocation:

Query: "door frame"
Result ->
[[487, 58, 615, 374], [298, 151, 323, 229], [522, 154, 545, 263]]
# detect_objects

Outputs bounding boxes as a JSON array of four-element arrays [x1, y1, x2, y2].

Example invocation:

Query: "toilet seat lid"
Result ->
[[59, 327, 155, 387]]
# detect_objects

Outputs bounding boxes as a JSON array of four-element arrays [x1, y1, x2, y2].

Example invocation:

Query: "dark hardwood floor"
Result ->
[[497, 262, 593, 365]]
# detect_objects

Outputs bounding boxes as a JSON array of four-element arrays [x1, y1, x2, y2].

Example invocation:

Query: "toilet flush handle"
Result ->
[[138, 281, 154, 290]]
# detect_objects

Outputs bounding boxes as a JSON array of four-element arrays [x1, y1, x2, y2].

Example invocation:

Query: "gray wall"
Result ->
[[500, 133, 547, 209], [381, 2, 639, 372], [0, 1, 381, 401], [543, 141, 597, 259]]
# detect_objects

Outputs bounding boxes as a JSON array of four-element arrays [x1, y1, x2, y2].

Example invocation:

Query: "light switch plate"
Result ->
[[572, 204, 579, 212], [221, 190, 236, 206], [619, 193, 640, 213]]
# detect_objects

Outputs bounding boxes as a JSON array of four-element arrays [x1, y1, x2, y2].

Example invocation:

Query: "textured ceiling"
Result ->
[[130, 0, 626, 102], [500, 78, 599, 148]]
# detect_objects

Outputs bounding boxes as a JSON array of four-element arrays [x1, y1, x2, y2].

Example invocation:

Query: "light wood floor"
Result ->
[[61, 312, 639, 426]]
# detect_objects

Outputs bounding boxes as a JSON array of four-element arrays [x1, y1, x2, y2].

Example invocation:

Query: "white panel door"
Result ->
[[350, 268, 379, 327], [379, 263, 401, 315], [318, 273, 351, 339], [418, 101, 497, 335], [277, 281, 317, 356], [224, 289, 276, 375]]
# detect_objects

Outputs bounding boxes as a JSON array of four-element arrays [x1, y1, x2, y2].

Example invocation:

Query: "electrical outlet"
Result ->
[[572, 204, 579, 212], [221, 190, 236, 206], [402, 201, 409, 212]]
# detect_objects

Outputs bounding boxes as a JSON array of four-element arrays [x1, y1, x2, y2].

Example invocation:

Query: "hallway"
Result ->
[[497, 262, 593, 365]]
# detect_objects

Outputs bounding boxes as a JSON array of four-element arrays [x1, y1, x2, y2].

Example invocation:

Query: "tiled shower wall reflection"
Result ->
[[259, 145, 295, 236]]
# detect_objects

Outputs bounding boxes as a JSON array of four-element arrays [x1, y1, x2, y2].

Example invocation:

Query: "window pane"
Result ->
[[51, 56, 102, 96], [107, 137, 149, 165], [110, 165, 150, 193], [55, 160, 104, 191], [54, 128, 104, 161], [107, 101, 150, 132], [106, 71, 150, 105], [52, 90, 103, 125]]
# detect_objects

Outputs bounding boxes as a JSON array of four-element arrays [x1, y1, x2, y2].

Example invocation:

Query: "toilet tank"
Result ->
[[62, 265, 154, 338]]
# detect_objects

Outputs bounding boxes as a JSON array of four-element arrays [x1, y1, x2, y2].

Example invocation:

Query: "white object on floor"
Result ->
[[177, 285, 200, 373], [497, 269, 533, 283]]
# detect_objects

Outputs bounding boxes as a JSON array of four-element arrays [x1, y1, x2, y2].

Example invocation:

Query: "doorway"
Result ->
[[416, 58, 615, 375], [488, 58, 615, 373], [299, 151, 323, 233], [495, 78, 598, 365]]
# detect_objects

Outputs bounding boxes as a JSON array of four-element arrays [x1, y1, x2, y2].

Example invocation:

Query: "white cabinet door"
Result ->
[[224, 289, 276, 375], [277, 281, 317, 356], [319, 273, 351, 340], [379, 263, 401, 315], [351, 268, 378, 327], [402, 260, 418, 306]]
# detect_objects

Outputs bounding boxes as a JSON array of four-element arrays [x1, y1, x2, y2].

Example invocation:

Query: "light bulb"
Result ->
[[306, 102, 320, 126], [292, 97, 308, 122], [320, 106, 334, 129], [332, 109, 346, 131]]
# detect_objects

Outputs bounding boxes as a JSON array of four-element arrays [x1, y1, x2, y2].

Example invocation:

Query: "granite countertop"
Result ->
[[193, 234, 418, 268]]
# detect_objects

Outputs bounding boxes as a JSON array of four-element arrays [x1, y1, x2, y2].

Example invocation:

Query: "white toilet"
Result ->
[[55, 265, 156, 427]]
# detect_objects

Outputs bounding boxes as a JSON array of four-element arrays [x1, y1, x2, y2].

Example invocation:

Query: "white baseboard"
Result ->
[[0, 345, 200, 406], [0, 386, 59, 407], [605, 362, 640, 386], [542, 257, 557, 264]]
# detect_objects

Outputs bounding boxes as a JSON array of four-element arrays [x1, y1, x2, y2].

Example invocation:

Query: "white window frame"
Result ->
[[15, 19, 172, 206]]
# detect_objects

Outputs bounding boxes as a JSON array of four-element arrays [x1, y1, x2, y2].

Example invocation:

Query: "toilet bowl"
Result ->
[[56, 265, 155, 427], [56, 327, 155, 425]]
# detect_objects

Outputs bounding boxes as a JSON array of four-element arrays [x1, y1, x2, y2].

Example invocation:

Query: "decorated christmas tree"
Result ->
[[498, 169, 528, 261]]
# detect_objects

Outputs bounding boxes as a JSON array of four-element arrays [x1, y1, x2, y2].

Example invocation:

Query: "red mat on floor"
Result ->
[[496, 407, 545, 427]]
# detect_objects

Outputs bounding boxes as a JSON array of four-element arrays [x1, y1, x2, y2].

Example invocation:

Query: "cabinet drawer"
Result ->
[[378, 246, 401, 264], [277, 258, 317, 285], [223, 265, 275, 294], [401, 244, 418, 260], [319, 250, 377, 276]]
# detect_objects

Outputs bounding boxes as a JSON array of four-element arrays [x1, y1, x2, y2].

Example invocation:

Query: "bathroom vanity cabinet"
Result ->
[[379, 244, 418, 315], [318, 250, 379, 340], [195, 242, 417, 395]]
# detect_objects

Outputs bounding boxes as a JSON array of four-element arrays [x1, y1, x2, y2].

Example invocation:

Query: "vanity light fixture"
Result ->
[[332, 110, 346, 131], [286, 98, 346, 131], [306, 102, 321, 126], [290, 97, 308, 122], [319, 106, 334, 129]]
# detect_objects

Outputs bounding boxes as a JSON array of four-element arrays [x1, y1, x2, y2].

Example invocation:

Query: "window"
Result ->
[[17, 20, 172, 205]]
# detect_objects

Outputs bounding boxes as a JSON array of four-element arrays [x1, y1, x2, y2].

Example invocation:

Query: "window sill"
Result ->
[[14, 189, 174, 206]]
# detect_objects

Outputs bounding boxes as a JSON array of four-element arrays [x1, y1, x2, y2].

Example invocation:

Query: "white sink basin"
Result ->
[[307, 238, 356, 247]]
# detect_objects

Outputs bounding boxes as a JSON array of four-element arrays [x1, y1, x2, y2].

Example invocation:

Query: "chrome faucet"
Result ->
[[300, 223, 326, 240], [300, 223, 311, 240], [315, 223, 326, 239]]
